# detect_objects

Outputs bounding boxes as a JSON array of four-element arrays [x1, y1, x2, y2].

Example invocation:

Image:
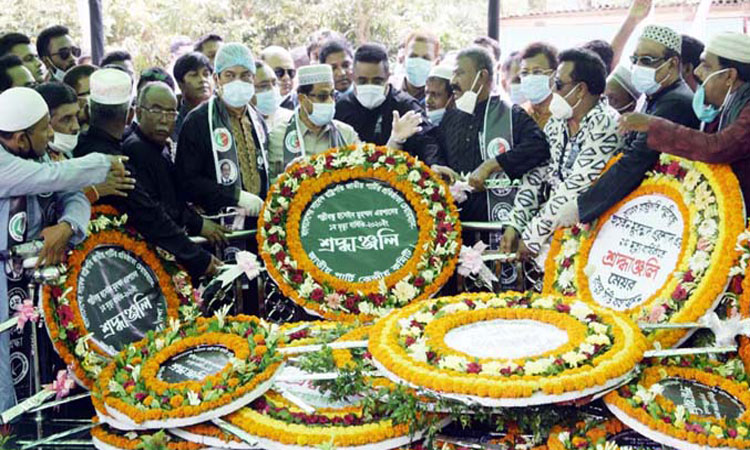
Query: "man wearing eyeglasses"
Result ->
[[252, 62, 293, 130], [0, 33, 46, 83], [267, 64, 361, 181], [261, 46, 298, 110], [123, 81, 228, 246], [37, 26, 80, 82], [558, 25, 700, 227]]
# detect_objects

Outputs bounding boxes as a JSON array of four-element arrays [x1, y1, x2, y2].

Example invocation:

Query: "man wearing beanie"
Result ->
[[558, 25, 700, 226], [175, 43, 268, 219], [0, 87, 114, 407], [620, 31, 750, 218]]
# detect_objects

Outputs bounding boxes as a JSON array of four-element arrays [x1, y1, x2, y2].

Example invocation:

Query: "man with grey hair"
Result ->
[[74, 69, 221, 279], [433, 46, 549, 235]]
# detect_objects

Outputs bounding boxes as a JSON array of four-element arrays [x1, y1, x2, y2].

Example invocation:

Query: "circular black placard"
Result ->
[[157, 345, 234, 383]]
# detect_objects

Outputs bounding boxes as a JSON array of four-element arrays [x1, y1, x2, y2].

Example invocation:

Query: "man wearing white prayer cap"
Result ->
[[425, 65, 454, 125], [175, 42, 268, 225], [619, 31, 750, 218], [0, 87, 114, 408], [557, 23, 699, 227], [267, 63, 360, 181], [74, 69, 221, 279], [606, 64, 641, 113]]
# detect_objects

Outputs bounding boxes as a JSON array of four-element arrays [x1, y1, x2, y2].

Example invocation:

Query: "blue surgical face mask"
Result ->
[[509, 83, 526, 104], [631, 60, 670, 96], [254, 86, 281, 116], [221, 80, 255, 108], [405, 57, 432, 88], [692, 68, 732, 123], [306, 101, 335, 126], [520, 74, 552, 105], [426, 108, 446, 125]]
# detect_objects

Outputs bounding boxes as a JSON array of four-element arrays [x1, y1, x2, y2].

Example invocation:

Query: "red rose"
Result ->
[[57, 304, 74, 327], [274, 251, 286, 262], [431, 192, 442, 202], [51, 287, 63, 298], [135, 392, 147, 402], [344, 296, 357, 311], [464, 299, 475, 308], [438, 222, 453, 233], [666, 161, 682, 176], [385, 156, 397, 165], [561, 258, 572, 268], [414, 277, 425, 288], [268, 234, 279, 244], [363, 351, 372, 359], [671, 285, 688, 301], [291, 272, 304, 284], [405, 336, 416, 347], [730, 275, 743, 294], [556, 303, 570, 313], [466, 362, 482, 373], [570, 225, 580, 236], [271, 215, 281, 225], [370, 294, 385, 306], [682, 270, 695, 282], [310, 288, 324, 302], [421, 170, 430, 180], [436, 234, 448, 245], [436, 210, 446, 221], [280, 186, 293, 197], [66, 329, 79, 342]]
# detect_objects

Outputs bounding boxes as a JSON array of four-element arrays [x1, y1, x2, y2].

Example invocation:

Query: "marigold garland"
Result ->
[[42, 206, 193, 388], [548, 418, 626, 450], [97, 315, 283, 426], [257, 144, 461, 322], [369, 292, 647, 401], [224, 389, 418, 448], [731, 224, 750, 373], [604, 364, 750, 449], [544, 156, 744, 349], [91, 421, 207, 450]]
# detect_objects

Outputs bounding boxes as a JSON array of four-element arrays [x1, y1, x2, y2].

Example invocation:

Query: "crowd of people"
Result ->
[[1, 0, 750, 410]]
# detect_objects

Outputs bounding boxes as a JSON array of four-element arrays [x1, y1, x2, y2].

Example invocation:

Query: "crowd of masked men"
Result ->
[[0, 0, 749, 412]]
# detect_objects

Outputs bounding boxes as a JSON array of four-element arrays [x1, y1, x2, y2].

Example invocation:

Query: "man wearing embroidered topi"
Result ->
[[618, 31, 750, 219], [0, 87, 116, 410], [74, 69, 221, 279], [557, 25, 700, 227], [268, 64, 360, 181]]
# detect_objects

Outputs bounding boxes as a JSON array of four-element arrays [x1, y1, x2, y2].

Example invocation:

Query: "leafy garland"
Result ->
[[604, 357, 750, 449], [42, 205, 198, 388], [91, 421, 205, 450], [543, 156, 744, 348], [548, 417, 625, 450], [97, 314, 283, 425], [369, 292, 647, 400], [257, 144, 461, 322]]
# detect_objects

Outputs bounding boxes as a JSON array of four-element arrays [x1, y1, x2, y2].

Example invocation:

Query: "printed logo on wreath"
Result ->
[[258, 144, 461, 321], [491, 202, 513, 222], [212, 127, 232, 152], [488, 171, 513, 197], [8, 212, 26, 242], [284, 130, 302, 154], [543, 155, 745, 348]]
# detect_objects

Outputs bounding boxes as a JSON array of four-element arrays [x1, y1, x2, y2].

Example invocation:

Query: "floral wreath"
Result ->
[[257, 144, 461, 322], [278, 320, 358, 348], [171, 422, 250, 450], [548, 417, 626, 450], [97, 314, 283, 428], [604, 360, 750, 449], [42, 205, 197, 388], [368, 292, 647, 405], [543, 156, 744, 348], [730, 224, 750, 373], [225, 389, 425, 449], [91, 420, 208, 450]]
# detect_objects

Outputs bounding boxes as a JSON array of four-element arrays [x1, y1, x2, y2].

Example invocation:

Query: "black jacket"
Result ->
[[578, 80, 700, 223], [174, 98, 269, 215], [122, 125, 203, 236], [334, 86, 442, 166], [74, 126, 212, 279], [438, 99, 550, 222]]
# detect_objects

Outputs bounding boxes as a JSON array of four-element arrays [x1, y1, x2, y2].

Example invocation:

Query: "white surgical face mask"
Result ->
[[426, 108, 446, 125], [254, 86, 281, 116], [355, 84, 387, 109], [509, 83, 527, 104], [549, 84, 582, 120], [221, 80, 256, 108], [49, 131, 79, 155], [631, 60, 670, 96], [307, 102, 336, 126], [405, 57, 432, 88], [455, 71, 483, 115], [520, 74, 552, 105]]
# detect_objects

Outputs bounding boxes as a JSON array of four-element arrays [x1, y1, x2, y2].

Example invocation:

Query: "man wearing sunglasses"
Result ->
[[37, 25, 80, 82], [558, 25, 700, 227], [261, 46, 297, 110], [618, 32, 750, 219]]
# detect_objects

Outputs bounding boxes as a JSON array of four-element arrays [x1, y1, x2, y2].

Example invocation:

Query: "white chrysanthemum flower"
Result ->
[[570, 302, 594, 321], [589, 322, 609, 334], [561, 351, 587, 367], [438, 355, 467, 371], [585, 333, 611, 346], [689, 251, 711, 274], [698, 219, 718, 237], [393, 279, 419, 304], [557, 269, 575, 289], [523, 357, 555, 375]]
